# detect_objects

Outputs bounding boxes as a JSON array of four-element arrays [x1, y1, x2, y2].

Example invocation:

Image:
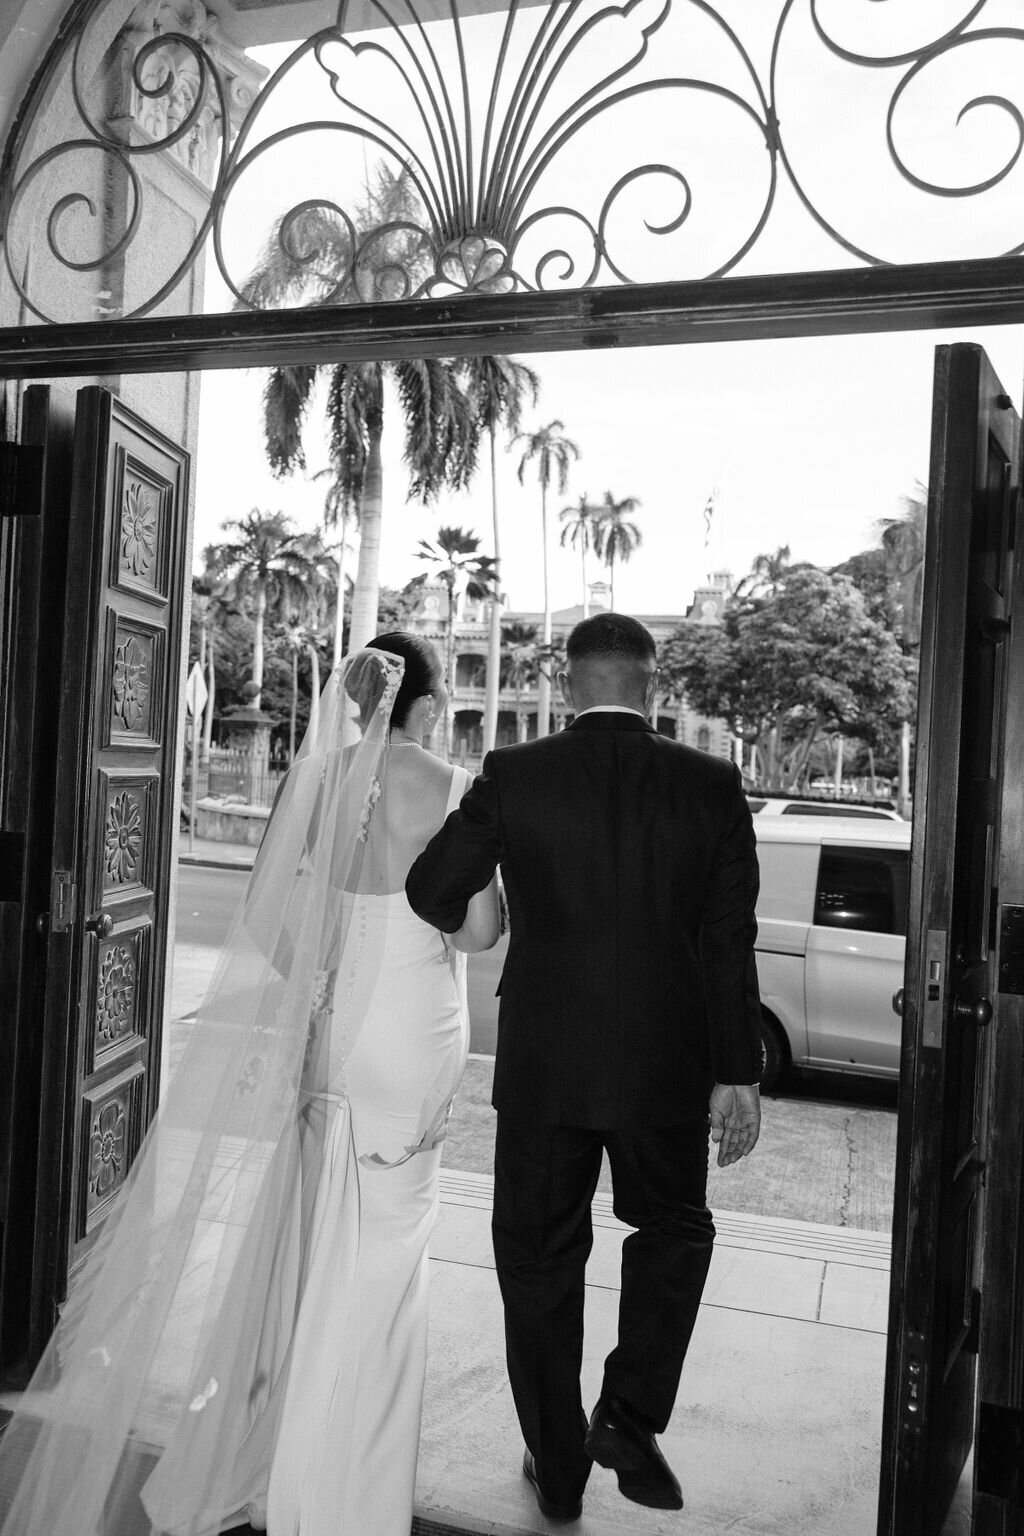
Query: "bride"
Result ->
[[0, 634, 500, 1536]]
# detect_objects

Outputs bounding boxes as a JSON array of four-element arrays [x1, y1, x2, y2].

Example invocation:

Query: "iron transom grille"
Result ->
[[1, 0, 1023, 325]]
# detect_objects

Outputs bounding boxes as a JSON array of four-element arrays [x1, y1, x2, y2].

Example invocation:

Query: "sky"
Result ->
[[191, 0, 1024, 619], [194, 324, 1024, 618]]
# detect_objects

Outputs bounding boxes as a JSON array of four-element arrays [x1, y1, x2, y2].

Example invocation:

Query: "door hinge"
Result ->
[[0, 443, 44, 518], [976, 1401, 1024, 1507], [998, 905, 1024, 995], [50, 870, 77, 933]]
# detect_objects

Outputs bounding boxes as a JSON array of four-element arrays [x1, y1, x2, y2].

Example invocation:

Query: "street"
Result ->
[[172, 863, 505, 1054], [172, 862, 897, 1228]]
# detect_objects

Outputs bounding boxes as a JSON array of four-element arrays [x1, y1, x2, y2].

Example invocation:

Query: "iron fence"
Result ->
[[182, 749, 286, 810]]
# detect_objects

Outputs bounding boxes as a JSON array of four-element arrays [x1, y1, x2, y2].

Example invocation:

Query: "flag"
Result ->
[[702, 483, 718, 547]]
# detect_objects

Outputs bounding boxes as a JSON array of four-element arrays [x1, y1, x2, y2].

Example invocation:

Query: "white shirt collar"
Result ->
[[572, 705, 647, 720]]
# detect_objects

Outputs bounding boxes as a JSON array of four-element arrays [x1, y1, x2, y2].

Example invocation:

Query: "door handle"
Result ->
[[892, 988, 904, 1017], [953, 996, 992, 1027], [84, 910, 114, 938]]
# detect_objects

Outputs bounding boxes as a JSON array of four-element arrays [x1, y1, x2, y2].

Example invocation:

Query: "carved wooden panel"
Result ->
[[81, 1064, 144, 1235], [89, 928, 148, 1071], [106, 616, 163, 747], [111, 447, 171, 602], [98, 774, 156, 896], [39, 387, 189, 1319]]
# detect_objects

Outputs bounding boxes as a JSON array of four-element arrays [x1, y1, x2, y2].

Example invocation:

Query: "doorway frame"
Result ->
[[3, 237, 1024, 1533], [1, 256, 1024, 380]]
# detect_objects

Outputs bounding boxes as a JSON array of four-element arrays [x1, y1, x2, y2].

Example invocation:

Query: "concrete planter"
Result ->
[[194, 797, 270, 847]]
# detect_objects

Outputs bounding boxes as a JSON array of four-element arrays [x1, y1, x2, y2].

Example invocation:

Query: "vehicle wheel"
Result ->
[[759, 1013, 788, 1094]]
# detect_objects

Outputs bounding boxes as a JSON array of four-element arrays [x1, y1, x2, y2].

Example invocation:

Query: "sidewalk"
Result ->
[[419, 1169, 890, 1536], [172, 835, 963, 1534]]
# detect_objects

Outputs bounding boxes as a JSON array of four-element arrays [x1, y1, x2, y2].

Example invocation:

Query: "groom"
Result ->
[[406, 613, 762, 1520]]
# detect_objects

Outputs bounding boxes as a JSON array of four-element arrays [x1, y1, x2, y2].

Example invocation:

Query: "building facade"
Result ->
[[404, 574, 734, 770]]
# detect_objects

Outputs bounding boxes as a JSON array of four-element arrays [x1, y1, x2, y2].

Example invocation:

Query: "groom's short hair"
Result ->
[[566, 613, 656, 665]]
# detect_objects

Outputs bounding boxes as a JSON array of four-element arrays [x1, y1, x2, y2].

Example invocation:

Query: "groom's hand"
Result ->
[[709, 1083, 761, 1167]]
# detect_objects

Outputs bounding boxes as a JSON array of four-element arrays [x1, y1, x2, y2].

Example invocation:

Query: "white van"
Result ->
[[753, 817, 911, 1090]]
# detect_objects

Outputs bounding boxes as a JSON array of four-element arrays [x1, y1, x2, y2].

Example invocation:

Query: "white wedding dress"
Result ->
[[142, 766, 471, 1536], [0, 653, 474, 1536]]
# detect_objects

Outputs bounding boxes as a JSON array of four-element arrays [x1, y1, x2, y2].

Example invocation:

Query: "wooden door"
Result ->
[[0, 387, 74, 1380], [33, 387, 188, 1342], [878, 344, 1019, 1534], [972, 377, 1024, 1531]]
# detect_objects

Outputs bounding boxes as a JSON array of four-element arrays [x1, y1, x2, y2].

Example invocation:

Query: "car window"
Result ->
[[814, 846, 910, 935], [782, 803, 892, 819], [746, 798, 767, 813]]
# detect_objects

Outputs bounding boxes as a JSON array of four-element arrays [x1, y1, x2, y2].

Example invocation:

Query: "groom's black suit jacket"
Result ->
[[406, 711, 762, 1128]]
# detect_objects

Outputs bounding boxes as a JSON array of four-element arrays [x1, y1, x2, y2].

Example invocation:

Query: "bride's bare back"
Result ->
[[362, 745, 455, 894]]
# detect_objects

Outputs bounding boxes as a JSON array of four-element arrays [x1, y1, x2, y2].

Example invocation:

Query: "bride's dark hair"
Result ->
[[366, 632, 442, 727]]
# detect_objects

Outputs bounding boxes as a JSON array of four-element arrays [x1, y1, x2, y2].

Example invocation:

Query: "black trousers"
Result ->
[[492, 1113, 715, 1503]]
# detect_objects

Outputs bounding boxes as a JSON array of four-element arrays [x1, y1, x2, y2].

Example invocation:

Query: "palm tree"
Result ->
[[278, 617, 324, 761], [459, 356, 541, 756], [243, 169, 478, 651], [733, 544, 793, 603], [878, 481, 927, 816], [514, 421, 580, 737], [559, 492, 600, 616], [878, 481, 927, 650], [500, 620, 540, 742], [189, 573, 231, 761], [204, 511, 324, 710], [592, 491, 642, 609], [311, 465, 357, 668], [415, 526, 496, 757]]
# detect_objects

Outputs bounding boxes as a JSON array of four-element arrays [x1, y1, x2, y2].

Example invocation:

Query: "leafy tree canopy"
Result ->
[[659, 559, 913, 791]]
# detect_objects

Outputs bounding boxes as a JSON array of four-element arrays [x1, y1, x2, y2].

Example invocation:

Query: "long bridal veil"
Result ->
[[0, 648, 415, 1536]]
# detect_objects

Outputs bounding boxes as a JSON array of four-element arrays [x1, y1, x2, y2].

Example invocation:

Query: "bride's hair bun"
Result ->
[[344, 649, 393, 718], [366, 633, 441, 727]]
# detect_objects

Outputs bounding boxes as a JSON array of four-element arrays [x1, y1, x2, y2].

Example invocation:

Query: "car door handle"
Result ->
[[892, 987, 904, 1017]]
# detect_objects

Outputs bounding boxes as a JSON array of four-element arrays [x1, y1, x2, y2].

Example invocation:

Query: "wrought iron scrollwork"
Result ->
[[1, 0, 1022, 325]]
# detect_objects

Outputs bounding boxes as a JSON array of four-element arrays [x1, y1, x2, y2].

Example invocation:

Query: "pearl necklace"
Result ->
[[388, 733, 422, 747]]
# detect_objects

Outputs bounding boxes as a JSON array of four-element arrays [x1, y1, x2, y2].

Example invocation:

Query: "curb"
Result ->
[[178, 855, 254, 871]]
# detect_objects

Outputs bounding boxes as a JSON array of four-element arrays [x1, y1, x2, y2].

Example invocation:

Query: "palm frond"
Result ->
[[263, 366, 319, 475]]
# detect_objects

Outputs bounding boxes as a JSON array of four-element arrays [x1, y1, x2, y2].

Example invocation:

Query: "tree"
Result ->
[[242, 169, 479, 651], [500, 620, 540, 742], [204, 511, 324, 710], [559, 492, 600, 616], [415, 525, 496, 756], [591, 490, 642, 609], [377, 580, 427, 634], [311, 464, 357, 669], [878, 480, 927, 651], [459, 356, 541, 755], [659, 561, 913, 791], [732, 543, 795, 602], [876, 480, 927, 813], [188, 572, 233, 760], [514, 421, 580, 738], [277, 606, 330, 760]]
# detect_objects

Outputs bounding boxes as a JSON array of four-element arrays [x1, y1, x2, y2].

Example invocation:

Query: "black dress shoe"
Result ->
[[522, 1450, 583, 1521], [584, 1394, 683, 1511]]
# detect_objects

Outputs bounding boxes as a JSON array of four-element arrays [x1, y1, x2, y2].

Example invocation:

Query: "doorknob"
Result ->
[[84, 910, 114, 938], [953, 996, 992, 1027], [892, 988, 904, 1017]]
